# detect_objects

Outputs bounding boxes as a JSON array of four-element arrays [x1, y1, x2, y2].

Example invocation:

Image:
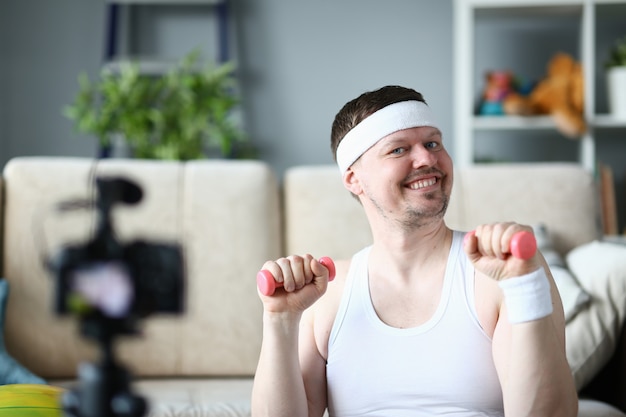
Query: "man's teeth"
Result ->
[[408, 178, 437, 190]]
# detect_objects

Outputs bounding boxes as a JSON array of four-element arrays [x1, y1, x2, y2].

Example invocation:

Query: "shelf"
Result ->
[[473, 115, 626, 131], [593, 114, 626, 128], [596, 0, 626, 4], [467, 0, 583, 9], [106, 0, 222, 4], [472, 115, 555, 130], [474, 4, 582, 18], [454, 0, 626, 171], [105, 0, 230, 69]]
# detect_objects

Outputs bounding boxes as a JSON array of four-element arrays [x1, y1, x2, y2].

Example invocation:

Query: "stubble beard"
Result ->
[[399, 190, 449, 230], [367, 188, 450, 232]]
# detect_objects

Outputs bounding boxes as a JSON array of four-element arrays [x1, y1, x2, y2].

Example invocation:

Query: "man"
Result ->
[[251, 85, 578, 416]]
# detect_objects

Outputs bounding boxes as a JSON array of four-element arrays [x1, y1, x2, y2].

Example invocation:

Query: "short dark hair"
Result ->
[[330, 86, 427, 162]]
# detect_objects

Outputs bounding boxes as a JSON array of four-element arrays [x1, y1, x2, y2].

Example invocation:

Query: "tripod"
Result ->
[[61, 316, 147, 417]]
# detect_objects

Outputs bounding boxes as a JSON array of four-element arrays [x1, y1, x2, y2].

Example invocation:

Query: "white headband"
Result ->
[[336, 100, 439, 174]]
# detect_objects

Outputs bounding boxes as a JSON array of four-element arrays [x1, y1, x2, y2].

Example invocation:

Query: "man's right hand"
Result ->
[[257, 254, 332, 314]]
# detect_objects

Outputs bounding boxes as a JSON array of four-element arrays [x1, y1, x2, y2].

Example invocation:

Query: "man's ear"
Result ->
[[342, 168, 362, 195]]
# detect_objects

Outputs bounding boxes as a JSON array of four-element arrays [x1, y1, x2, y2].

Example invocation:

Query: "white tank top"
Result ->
[[326, 231, 504, 417]]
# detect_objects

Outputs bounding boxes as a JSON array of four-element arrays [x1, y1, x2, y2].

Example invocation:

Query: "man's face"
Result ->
[[349, 126, 453, 229]]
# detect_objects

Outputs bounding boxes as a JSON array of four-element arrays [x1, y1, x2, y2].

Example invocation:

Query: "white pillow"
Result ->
[[533, 224, 590, 322], [565, 240, 626, 391], [578, 399, 626, 417]]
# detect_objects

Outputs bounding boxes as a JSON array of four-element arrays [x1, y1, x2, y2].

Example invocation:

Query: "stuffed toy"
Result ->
[[503, 52, 586, 138], [479, 70, 536, 116], [479, 70, 517, 115]]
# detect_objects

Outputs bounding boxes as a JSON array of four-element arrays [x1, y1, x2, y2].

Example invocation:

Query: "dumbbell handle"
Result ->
[[257, 257, 336, 296], [466, 230, 537, 260]]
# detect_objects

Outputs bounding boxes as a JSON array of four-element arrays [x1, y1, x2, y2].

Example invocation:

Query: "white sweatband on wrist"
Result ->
[[499, 268, 553, 324], [336, 100, 439, 175]]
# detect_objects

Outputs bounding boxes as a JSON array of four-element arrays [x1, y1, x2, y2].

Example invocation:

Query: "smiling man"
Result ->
[[252, 85, 578, 417]]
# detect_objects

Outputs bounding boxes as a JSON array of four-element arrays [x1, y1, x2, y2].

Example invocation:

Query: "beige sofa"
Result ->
[[2, 157, 626, 416]]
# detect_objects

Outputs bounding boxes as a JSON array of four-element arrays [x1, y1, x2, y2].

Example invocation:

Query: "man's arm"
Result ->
[[251, 255, 331, 417], [491, 263, 578, 417], [300, 309, 331, 417], [465, 223, 578, 417], [251, 310, 310, 417]]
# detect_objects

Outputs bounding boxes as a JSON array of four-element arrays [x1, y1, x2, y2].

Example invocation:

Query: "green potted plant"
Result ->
[[64, 50, 254, 160], [605, 35, 626, 119]]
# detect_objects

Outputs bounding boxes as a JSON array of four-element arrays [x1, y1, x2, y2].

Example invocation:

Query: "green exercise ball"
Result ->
[[0, 384, 64, 417]]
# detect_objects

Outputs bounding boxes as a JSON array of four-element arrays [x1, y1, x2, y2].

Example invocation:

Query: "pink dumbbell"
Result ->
[[509, 231, 537, 260], [257, 257, 336, 296], [466, 230, 537, 260]]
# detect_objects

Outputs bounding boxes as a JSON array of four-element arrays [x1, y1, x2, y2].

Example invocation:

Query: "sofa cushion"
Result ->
[[284, 163, 600, 261], [578, 399, 626, 417], [565, 241, 626, 391], [2, 157, 281, 379], [284, 166, 372, 259], [54, 378, 257, 417], [133, 378, 254, 417], [446, 163, 600, 257]]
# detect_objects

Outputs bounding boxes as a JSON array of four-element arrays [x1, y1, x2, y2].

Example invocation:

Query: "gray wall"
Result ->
[[1, 1, 105, 162], [232, 0, 453, 175], [0, 0, 453, 177]]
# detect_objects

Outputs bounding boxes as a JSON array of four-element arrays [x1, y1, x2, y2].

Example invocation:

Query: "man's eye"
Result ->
[[391, 147, 406, 155], [425, 141, 440, 149]]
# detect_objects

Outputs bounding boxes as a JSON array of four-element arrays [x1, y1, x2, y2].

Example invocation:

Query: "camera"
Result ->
[[49, 175, 185, 417], [52, 176, 184, 330]]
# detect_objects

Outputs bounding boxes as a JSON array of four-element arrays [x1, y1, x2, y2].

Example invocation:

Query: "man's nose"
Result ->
[[411, 146, 437, 169]]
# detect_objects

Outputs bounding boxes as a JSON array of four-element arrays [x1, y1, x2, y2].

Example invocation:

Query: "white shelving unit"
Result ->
[[104, 0, 229, 75], [453, 0, 626, 171]]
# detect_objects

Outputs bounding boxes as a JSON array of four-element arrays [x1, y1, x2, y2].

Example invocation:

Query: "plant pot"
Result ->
[[99, 133, 133, 159], [607, 66, 626, 119]]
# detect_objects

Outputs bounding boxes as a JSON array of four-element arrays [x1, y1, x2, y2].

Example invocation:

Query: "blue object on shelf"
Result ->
[[479, 101, 504, 116]]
